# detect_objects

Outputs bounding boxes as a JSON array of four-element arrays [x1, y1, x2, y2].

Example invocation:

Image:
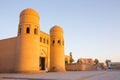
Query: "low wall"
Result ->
[[65, 63, 96, 71]]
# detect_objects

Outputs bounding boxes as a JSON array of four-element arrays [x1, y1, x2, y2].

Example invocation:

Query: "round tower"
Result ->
[[50, 25, 66, 72], [15, 8, 40, 73]]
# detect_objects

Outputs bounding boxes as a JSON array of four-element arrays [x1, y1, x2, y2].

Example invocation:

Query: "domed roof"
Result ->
[[50, 25, 63, 33], [20, 8, 39, 18]]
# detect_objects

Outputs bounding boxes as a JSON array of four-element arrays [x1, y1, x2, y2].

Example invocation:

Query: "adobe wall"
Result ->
[[0, 37, 17, 72], [39, 31, 50, 70], [65, 63, 96, 71]]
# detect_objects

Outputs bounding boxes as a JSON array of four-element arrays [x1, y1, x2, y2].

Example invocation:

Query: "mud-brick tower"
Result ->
[[15, 8, 40, 73], [50, 25, 66, 72]]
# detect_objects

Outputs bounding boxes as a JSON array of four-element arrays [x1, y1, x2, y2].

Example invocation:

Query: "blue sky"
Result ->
[[0, 0, 120, 62]]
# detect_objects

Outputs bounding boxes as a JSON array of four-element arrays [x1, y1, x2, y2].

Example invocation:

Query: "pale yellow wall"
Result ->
[[0, 8, 66, 73], [0, 31, 50, 73], [14, 8, 40, 73], [0, 37, 17, 72], [50, 25, 66, 72], [39, 31, 50, 70]]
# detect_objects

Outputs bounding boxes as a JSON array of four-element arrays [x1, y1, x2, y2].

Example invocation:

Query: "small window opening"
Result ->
[[43, 38, 45, 43], [26, 27, 30, 34], [40, 37, 42, 42], [58, 40, 61, 45], [34, 28, 37, 34], [47, 40, 49, 44], [52, 40, 55, 45]]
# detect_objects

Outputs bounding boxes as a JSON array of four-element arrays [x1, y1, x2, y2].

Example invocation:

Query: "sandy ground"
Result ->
[[0, 70, 120, 80]]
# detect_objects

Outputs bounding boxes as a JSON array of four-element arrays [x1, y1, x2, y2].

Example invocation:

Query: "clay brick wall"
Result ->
[[0, 37, 17, 72], [65, 63, 96, 71]]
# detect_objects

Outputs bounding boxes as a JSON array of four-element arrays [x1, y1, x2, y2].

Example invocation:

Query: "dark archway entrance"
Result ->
[[39, 57, 45, 70]]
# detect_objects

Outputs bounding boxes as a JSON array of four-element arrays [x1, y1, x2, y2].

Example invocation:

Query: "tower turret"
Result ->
[[50, 25, 66, 72], [15, 8, 40, 73]]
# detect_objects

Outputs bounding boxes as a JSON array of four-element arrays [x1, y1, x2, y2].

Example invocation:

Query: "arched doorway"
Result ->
[[39, 49, 48, 70], [39, 57, 45, 70]]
